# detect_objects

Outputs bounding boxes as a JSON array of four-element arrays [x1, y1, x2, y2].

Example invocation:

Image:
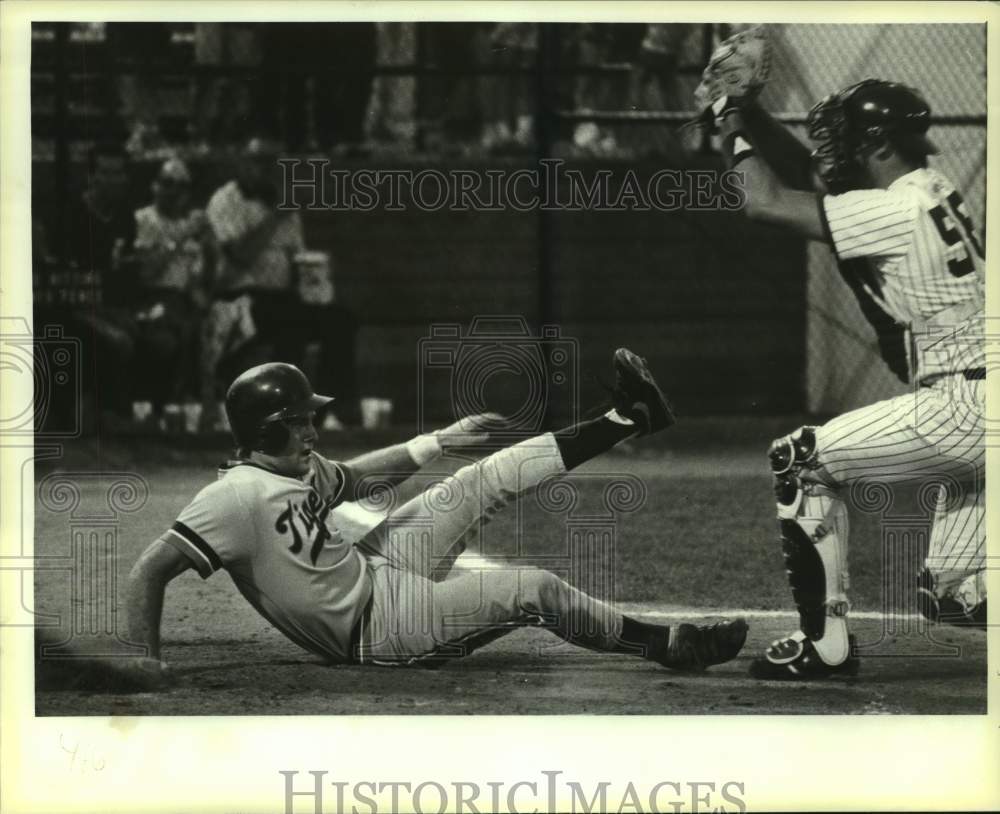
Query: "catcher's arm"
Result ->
[[126, 539, 194, 661], [691, 25, 824, 234], [718, 109, 825, 240], [738, 101, 815, 191]]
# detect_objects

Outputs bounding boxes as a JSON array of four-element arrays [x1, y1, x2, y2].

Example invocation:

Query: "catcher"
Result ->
[[692, 28, 986, 679], [119, 351, 747, 686]]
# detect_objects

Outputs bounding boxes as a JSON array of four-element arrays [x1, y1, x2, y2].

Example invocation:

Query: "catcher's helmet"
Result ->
[[225, 363, 334, 454], [807, 79, 938, 193]]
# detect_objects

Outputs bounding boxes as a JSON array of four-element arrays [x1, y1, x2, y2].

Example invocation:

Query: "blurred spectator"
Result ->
[[620, 24, 699, 158], [193, 23, 261, 147], [367, 23, 418, 148], [419, 23, 485, 151], [130, 158, 214, 423], [633, 25, 691, 112], [254, 23, 377, 153], [207, 138, 304, 291], [572, 24, 646, 155], [65, 143, 136, 294], [57, 142, 138, 427], [480, 23, 537, 153], [202, 138, 358, 427], [106, 23, 175, 155]]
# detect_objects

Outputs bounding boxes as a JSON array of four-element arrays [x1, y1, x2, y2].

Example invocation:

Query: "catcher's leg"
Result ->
[[916, 376, 986, 630], [358, 565, 746, 669], [753, 381, 986, 678], [917, 479, 986, 630], [749, 425, 855, 680]]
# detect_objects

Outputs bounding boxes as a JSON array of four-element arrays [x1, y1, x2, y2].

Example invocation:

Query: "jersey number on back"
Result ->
[[927, 190, 985, 277]]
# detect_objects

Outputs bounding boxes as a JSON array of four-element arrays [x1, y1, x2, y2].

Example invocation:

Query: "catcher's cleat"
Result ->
[[748, 632, 860, 680], [611, 348, 676, 436], [659, 618, 749, 671]]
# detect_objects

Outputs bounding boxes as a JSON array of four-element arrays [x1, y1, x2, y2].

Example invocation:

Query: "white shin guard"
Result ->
[[778, 482, 851, 666]]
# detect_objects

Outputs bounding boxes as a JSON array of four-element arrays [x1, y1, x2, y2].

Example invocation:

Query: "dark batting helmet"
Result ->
[[807, 78, 938, 193], [225, 363, 334, 454]]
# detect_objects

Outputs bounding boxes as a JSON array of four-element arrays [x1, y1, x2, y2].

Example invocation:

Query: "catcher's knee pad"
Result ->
[[917, 568, 987, 630], [769, 426, 851, 666]]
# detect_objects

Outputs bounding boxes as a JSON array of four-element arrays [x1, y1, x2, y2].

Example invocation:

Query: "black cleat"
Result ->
[[749, 633, 860, 681], [659, 618, 749, 671], [611, 348, 676, 436]]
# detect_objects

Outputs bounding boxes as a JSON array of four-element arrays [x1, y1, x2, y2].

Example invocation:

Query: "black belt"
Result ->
[[964, 368, 986, 380]]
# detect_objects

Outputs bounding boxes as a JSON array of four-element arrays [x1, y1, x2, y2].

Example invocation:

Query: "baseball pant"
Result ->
[[807, 374, 984, 599], [354, 433, 627, 663]]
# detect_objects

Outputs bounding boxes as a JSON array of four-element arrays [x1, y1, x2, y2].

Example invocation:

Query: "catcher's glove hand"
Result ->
[[692, 26, 772, 127]]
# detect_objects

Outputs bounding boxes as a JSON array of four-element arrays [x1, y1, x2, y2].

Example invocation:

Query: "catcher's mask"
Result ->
[[225, 362, 334, 455], [807, 78, 938, 194]]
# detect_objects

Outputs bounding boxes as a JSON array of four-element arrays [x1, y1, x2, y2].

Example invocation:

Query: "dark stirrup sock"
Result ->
[[553, 410, 637, 470], [619, 615, 671, 661]]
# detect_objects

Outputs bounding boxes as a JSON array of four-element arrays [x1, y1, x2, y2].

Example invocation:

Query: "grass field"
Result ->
[[32, 419, 987, 715]]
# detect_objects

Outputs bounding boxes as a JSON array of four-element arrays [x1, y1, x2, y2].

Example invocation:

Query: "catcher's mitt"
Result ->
[[693, 26, 772, 116]]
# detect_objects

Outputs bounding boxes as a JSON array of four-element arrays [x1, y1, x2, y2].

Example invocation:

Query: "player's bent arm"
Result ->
[[126, 539, 194, 661], [739, 165, 825, 239], [340, 443, 427, 500], [339, 412, 503, 500], [719, 111, 826, 241], [739, 101, 814, 190]]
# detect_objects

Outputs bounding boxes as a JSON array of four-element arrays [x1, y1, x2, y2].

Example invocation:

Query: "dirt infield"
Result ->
[[32, 424, 988, 716], [35, 610, 986, 717]]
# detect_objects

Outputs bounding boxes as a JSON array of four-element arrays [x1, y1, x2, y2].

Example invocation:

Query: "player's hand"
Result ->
[[105, 656, 173, 692], [36, 654, 172, 693], [436, 412, 506, 448]]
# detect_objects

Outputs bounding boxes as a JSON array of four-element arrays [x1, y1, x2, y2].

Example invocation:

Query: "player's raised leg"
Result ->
[[353, 348, 747, 668], [358, 348, 676, 580]]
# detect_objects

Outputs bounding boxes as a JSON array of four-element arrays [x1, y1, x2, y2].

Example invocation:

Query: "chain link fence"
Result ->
[[31, 22, 985, 419]]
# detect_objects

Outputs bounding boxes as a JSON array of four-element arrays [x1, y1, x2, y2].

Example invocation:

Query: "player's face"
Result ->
[[270, 413, 319, 477], [809, 151, 831, 194]]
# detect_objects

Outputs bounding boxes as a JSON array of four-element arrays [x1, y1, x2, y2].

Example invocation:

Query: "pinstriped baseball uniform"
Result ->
[[811, 167, 985, 598]]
